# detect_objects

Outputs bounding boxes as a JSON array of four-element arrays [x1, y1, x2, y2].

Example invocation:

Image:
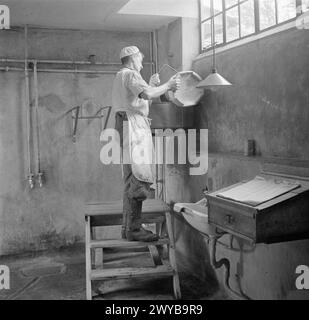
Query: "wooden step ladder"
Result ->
[[85, 199, 181, 300]]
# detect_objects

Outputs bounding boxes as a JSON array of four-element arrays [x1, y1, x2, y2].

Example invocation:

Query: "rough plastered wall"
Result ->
[[0, 27, 151, 255], [190, 26, 309, 299]]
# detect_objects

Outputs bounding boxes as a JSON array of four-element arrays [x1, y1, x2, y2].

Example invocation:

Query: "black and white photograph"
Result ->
[[0, 0, 308, 307]]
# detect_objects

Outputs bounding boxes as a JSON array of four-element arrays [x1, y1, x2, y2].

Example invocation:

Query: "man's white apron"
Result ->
[[125, 111, 154, 184]]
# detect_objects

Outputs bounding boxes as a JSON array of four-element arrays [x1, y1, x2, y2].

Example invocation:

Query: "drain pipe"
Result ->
[[24, 25, 35, 189], [32, 61, 44, 187], [208, 236, 251, 300]]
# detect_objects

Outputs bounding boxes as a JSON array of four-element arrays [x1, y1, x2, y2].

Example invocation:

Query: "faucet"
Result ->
[[195, 186, 209, 206], [203, 186, 209, 200], [27, 173, 35, 189], [37, 172, 44, 188]]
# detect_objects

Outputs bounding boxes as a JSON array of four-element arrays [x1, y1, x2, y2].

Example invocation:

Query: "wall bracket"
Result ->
[[71, 105, 111, 143]]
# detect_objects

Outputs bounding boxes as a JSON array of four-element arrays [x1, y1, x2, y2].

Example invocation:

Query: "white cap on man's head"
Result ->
[[120, 46, 140, 59]]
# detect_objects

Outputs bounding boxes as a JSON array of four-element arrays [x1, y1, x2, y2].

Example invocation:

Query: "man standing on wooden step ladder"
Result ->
[[112, 46, 180, 242]]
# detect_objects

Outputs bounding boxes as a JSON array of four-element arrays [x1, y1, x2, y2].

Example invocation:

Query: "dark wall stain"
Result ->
[[39, 94, 66, 113]]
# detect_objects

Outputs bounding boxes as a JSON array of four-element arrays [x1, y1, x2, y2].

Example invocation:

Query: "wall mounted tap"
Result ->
[[200, 186, 209, 206], [27, 173, 35, 189], [203, 186, 209, 197], [194, 186, 209, 206], [37, 172, 44, 188]]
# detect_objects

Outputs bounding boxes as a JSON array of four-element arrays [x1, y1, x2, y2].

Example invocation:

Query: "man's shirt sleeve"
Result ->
[[125, 71, 150, 97]]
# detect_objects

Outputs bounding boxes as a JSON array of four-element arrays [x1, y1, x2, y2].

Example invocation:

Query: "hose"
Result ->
[[208, 236, 252, 300]]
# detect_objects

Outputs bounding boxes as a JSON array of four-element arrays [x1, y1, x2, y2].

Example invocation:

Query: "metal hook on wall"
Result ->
[[71, 105, 111, 143]]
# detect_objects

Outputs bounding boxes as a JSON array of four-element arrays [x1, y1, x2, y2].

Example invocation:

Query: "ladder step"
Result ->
[[90, 264, 174, 281], [90, 238, 169, 249]]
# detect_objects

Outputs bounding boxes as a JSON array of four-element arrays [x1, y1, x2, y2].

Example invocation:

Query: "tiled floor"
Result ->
[[0, 245, 227, 300]]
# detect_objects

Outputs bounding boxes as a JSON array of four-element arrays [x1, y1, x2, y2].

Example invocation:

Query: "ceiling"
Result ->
[[4, 0, 199, 31]]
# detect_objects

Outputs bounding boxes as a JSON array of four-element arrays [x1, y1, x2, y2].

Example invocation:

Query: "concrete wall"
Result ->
[[156, 19, 183, 83], [193, 27, 309, 158], [0, 27, 152, 255], [156, 17, 200, 81], [189, 27, 309, 299]]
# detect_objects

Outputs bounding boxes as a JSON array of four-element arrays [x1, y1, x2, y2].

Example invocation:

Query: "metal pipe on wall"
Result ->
[[35, 69, 117, 74], [0, 58, 154, 66], [151, 30, 163, 200], [152, 30, 159, 73], [153, 30, 167, 202], [0, 66, 117, 74], [149, 32, 154, 75], [0, 67, 24, 72], [208, 236, 251, 300], [150, 31, 159, 199], [33, 61, 44, 187], [24, 25, 35, 189]]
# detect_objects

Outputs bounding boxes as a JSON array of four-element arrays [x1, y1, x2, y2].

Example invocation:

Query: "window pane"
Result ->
[[225, 0, 238, 9], [240, 0, 255, 37], [201, 20, 212, 49], [259, 0, 276, 30], [277, 0, 296, 23], [214, 14, 224, 44], [213, 0, 223, 14], [302, 0, 309, 12], [201, 0, 211, 20], [226, 6, 239, 42]]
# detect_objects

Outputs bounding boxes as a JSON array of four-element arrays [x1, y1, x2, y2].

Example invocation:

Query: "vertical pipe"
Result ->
[[85, 216, 92, 300], [153, 30, 159, 73], [163, 136, 167, 202], [33, 61, 40, 172], [25, 25, 30, 174], [33, 61, 44, 187], [24, 25, 34, 188], [152, 29, 165, 201], [149, 32, 154, 75], [151, 30, 159, 199]]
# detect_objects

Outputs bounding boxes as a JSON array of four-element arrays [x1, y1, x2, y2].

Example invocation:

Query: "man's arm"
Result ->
[[139, 83, 171, 100], [140, 75, 180, 100]]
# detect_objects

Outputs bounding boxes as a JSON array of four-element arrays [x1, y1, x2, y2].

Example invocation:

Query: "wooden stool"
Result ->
[[85, 199, 181, 300]]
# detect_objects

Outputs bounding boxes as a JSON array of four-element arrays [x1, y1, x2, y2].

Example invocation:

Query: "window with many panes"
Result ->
[[200, 0, 308, 51]]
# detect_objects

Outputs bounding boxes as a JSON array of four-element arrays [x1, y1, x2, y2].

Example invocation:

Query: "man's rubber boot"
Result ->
[[122, 226, 153, 239], [126, 228, 159, 242]]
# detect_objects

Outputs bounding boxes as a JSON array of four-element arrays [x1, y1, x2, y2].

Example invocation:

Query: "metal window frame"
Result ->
[[200, 0, 302, 53], [258, 0, 299, 32], [275, 0, 279, 25], [239, 0, 257, 37], [224, 1, 241, 43]]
